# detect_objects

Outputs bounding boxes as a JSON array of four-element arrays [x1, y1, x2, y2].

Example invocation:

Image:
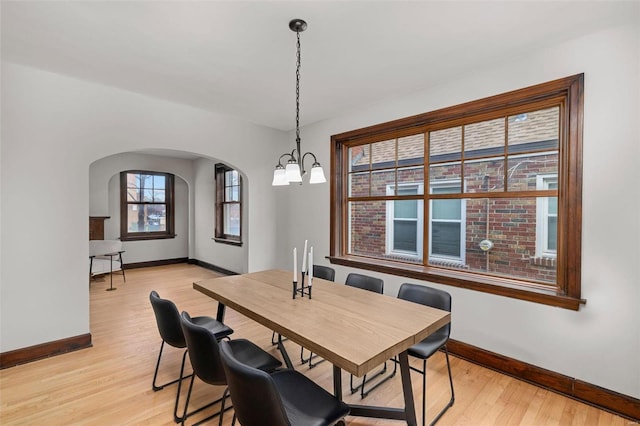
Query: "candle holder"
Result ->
[[293, 271, 312, 299]]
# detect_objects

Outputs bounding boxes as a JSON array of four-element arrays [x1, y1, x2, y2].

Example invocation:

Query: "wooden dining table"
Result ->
[[194, 269, 450, 426]]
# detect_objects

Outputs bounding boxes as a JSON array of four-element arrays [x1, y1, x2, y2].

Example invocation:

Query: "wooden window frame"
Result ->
[[214, 163, 243, 246], [120, 171, 175, 241], [329, 74, 584, 310]]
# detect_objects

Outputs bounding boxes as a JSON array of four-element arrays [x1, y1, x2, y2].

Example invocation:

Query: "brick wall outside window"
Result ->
[[349, 150, 558, 283]]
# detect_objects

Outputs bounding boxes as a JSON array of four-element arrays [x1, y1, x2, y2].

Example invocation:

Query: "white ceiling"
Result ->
[[1, 1, 636, 131]]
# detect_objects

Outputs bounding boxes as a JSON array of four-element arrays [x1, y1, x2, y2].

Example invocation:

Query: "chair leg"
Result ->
[[350, 373, 362, 394], [413, 347, 455, 426], [271, 331, 287, 346], [152, 342, 191, 392], [427, 346, 455, 426], [173, 350, 189, 423], [300, 347, 326, 367], [308, 352, 326, 368], [181, 374, 196, 425], [445, 346, 455, 403], [152, 341, 166, 391], [300, 346, 309, 364], [218, 388, 228, 426], [350, 358, 398, 398], [180, 376, 233, 426], [422, 359, 427, 426], [362, 358, 397, 398], [190, 388, 233, 426], [89, 258, 94, 285], [118, 253, 126, 282]]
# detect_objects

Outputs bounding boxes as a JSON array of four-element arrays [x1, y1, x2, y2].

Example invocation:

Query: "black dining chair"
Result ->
[[397, 283, 454, 426], [300, 265, 336, 366], [179, 311, 282, 426], [345, 272, 383, 293], [313, 264, 336, 281], [344, 273, 397, 398], [149, 291, 234, 423], [219, 339, 350, 426]]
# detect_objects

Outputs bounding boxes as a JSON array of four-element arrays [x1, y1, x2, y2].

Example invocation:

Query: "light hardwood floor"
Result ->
[[0, 264, 635, 425]]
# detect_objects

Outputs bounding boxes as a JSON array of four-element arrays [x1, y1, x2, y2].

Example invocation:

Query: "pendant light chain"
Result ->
[[295, 29, 301, 146]]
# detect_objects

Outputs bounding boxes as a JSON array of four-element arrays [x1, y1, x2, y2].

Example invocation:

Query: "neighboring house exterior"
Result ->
[[348, 106, 559, 285]]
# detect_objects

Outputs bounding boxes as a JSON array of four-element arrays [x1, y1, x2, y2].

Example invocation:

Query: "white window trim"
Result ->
[[428, 180, 466, 264], [385, 183, 424, 259], [536, 174, 558, 258]]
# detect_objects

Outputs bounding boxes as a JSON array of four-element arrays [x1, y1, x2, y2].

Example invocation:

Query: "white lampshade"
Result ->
[[285, 161, 302, 182], [272, 167, 289, 186], [309, 164, 326, 184]]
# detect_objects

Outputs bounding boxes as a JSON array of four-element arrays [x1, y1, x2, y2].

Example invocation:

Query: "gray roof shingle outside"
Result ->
[[351, 106, 559, 167]]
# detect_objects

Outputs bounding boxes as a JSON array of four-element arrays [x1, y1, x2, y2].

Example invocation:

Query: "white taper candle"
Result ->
[[293, 247, 297, 281], [301, 239, 308, 273], [308, 246, 314, 286]]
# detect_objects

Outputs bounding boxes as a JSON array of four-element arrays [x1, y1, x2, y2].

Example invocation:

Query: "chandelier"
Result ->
[[272, 19, 326, 186]]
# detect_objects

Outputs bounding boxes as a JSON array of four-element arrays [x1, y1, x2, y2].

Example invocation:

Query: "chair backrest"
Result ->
[[149, 291, 186, 348], [89, 239, 122, 257], [219, 340, 289, 426], [397, 283, 452, 337], [345, 272, 384, 294], [180, 311, 226, 386], [313, 265, 336, 282]]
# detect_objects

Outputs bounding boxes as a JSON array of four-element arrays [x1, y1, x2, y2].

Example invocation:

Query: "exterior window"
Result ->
[[330, 74, 584, 310], [536, 175, 558, 257], [430, 182, 465, 263], [120, 171, 175, 241], [215, 164, 242, 245], [386, 184, 424, 259]]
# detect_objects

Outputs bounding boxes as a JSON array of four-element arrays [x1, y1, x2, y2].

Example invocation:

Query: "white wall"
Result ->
[[276, 24, 640, 398], [0, 62, 286, 352], [91, 153, 250, 273], [193, 157, 248, 274], [90, 152, 192, 264]]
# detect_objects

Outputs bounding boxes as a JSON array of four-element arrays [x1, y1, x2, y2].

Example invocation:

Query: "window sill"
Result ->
[[528, 256, 557, 268], [121, 233, 176, 242], [327, 255, 586, 311], [213, 238, 243, 247]]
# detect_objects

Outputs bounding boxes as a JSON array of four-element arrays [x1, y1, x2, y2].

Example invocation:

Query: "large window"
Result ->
[[330, 74, 584, 310], [120, 171, 175, 241], [215, 164, 242, 245]]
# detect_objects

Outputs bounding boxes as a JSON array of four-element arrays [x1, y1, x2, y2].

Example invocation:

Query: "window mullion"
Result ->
[[423, 131, 430, 267]]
